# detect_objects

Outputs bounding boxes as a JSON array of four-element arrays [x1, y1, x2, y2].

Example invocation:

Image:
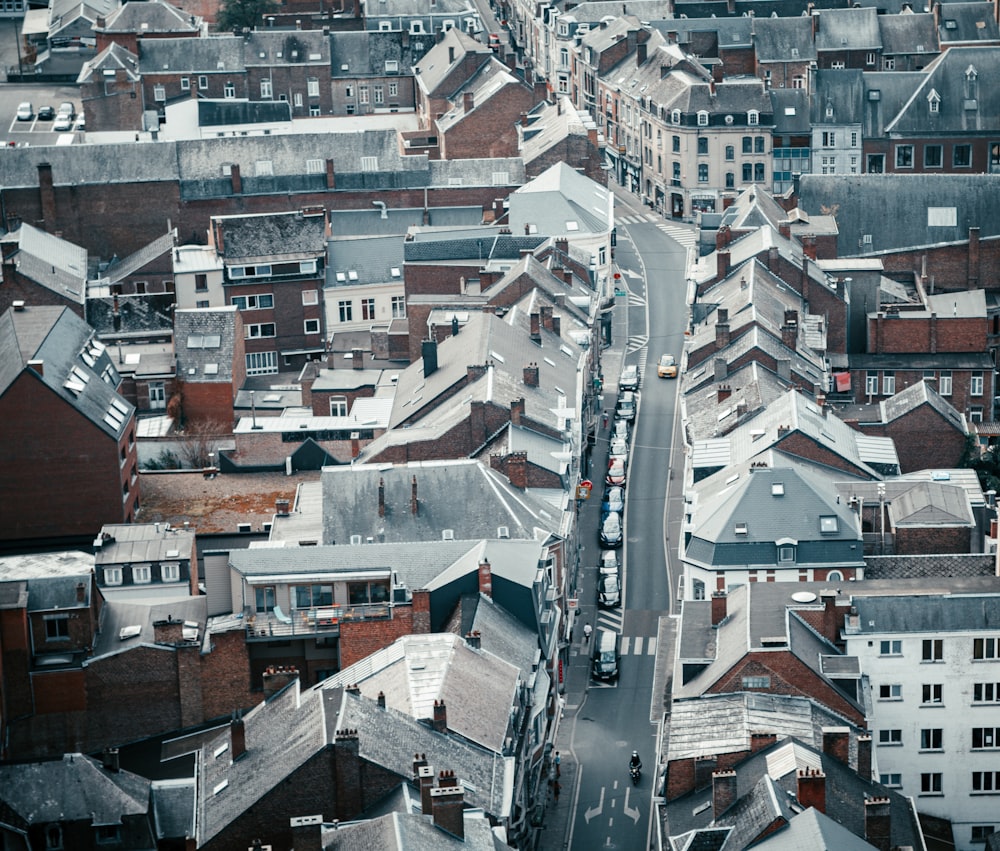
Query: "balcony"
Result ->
[[244, 603, 392, 641]]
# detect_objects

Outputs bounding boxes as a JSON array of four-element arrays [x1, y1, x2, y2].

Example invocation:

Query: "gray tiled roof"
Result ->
[[244, 30, 330, 65], [327, 235, 406, 287], [0, 305, 132, 440], [321, 460, 562, 545], [750, 804, 877, 851], [330, 30, 426, 78], [92, 596, 206, 660], [815, 6, 882, 51], [0, 753, 150, 826], [751, 16, 816, 63], [467, 593, 540, 678], [507, 162, 612, 238], [77, 41, 140, 84], [138, 35, 245, 74], [173, 307, 238, 384], [880, 378, 965, 430], [811, 69, 865, 125], [520, 96, 598, 169], [878, 12, 938, 56], [414, 28, 491, 99], [937, 1, 1000, 43], [103, 231, 175, 285], [150, 777, 196, 841], [850, 591, 1000, 634], [769, 88, 811, 135], [436, 60, 524, 135], [103, 0, 199, 33], [889, 480, 975, 526], [684, 361, 793, 443], [13, 223, 87, 303], [322, 808, 502, 850], [215, 210, 326, 262]]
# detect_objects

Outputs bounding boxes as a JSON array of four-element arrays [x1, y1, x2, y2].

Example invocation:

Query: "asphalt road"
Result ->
[[563, 193, 691, 851]]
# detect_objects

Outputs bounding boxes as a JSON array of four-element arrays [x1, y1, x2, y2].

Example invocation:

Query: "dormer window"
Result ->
[[747, 109, 759, 125], [671, 108, 681, 125], [927, 89, 940, 113], [697, 110, 708, 126]]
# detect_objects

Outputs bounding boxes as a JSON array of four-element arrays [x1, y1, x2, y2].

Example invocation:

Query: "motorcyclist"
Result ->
[[629, 751, 642, 771]]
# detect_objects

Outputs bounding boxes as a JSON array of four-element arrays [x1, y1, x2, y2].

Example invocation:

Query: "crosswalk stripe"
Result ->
[[621, 636, 631, 655], [643, 213, 659, 222], [646, 637, 657, 655], [628, 294, 646, 306], [633, 636, 644, 655]]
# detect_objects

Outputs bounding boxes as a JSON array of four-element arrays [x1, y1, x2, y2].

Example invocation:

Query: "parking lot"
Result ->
[[1, 83, 84, 144]]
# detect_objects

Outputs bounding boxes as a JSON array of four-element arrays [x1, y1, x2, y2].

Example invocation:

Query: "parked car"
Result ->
[[610, 418, 630, 443], [600, 550, 619, 576], [599, 511, 623, 548], [616, 391, 636, 422], [74, 111, 85, 130], [609, 438, 629, 467], [591, 628, 620, 681], [56, 101, 75, 120], [657, 353, 678, 378], [598, 572, 622, 608], [37, 105, 55, 121], [619, 364, 639, 392], [605, 458, 626, 486], [53, 113, 73, 131], [602, 486, 625, 515], [16, 102, 33, 121]]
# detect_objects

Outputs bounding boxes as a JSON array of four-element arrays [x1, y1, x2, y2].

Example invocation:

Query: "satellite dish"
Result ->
[[791, 591, 818, 603]]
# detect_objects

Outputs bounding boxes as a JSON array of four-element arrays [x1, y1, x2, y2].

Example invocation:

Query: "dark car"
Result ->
[[605, 458, 626, 487], [598, 573, 622, 608], [591, 628, 620, 681], [618, 364, 639, 392], [615, 391, 636, 422], [602, 486, 625, 515], [599, 512, 623, 548], [37, 105, 55, 120]]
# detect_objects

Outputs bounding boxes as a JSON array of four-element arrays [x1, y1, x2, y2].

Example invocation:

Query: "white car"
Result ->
[[16, 102, 33, 121], [53, 113, 73, 131], [610, 438, 629, 466]]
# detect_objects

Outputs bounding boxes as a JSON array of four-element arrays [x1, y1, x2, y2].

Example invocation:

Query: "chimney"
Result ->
[[714, 358, 728, 381], [432, 699, 448, 732], [378, 478, 385, 517], [822, 727, 850, 765], [411, 475, 418, 515], [711, 590, 727, 626], [857, 734, 872, 781], [530, 312, 542, 343], [865, 797, 892, 851], [552, 315, 561, 337], [796, 768, 826, 813], [478, 557, 493, 597], [350, 432, 360, 459], [540, 304, 554, 331], [716, 322, 731, 350], [289, 816, 323, 851], [231, 712, 247, 760], [637, 40, 647, 66], [463, 91, 474, 112], [767, 245, 779, 273], [325, 158, 336, 189], [377, 690, 386, 708], [776, 359, 791, 381], [506, 452, 527, 489], [430, 773, 466, 839], [717, 250, 730, 280], [969, 225, 981, 289], [717, 384, 732, 403], [422, 339, 438, 378], [781, 315, 798, 349], [153, 617, 184, 645], [352, 348, 364, 369], [779, 221, 791, 239], [712, 770, 738, 818], [230, 163, 242, 194], [76, 581, 86, 603], [102, 747, 120, 773], [750, 732, 777, 753], [717, 307, 729, 324], [511, 397, 525, 425], [523, 362, 539, 387], [418, 764, 435, 814], [820, 589, 840, 644], [448, 46, 455, 62], [262, 665, 300, 699], [465, 630, 481, 649], [276, 498, 290, 516], [716, 225, 732, 249], [27, 359, 43, 376]]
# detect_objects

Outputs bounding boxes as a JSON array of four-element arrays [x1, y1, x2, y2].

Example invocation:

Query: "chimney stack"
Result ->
[[864, 797, 892, 851], [411, 475, 418, 515], [465, 630, 481, 649], [822, 727, 850, 765], [820, 589, 840, 645], [276, 498, 290, 516], [418, 764, 435, 814], [717, 250, 730, 280], [478, 558, 493, 597], [712, 770, 738, 818], [378, 478, 385, 517], [432, 699, 448, 732], [711, 590, 728, 625], [540, 304, 554, 331], [76, 581, 86, 603], [523, 362, 539, 387], [530, 312, 542, 343], [262, 665, 300, 700], [377, 691, 386, 708], [430, 772, 466, 839], [230, 712, 247, 760], [857, 734, 872, 781], [102, 747, 120, 773], [352, 348, 364, 369], [507, 451, 528, 489], [716, 322, 731, 350], [422, 339, 439, 378], [717, 384, 732, 403], [796, 768, 826, 813]]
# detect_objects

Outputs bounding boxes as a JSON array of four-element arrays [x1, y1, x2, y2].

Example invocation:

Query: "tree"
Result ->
[[216, 0, 278, 33], [177, 419, 229, 469]]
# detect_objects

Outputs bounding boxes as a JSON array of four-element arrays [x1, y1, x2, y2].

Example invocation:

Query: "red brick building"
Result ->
[[173, 306, 246, 427], [0, 304, 140, 547]]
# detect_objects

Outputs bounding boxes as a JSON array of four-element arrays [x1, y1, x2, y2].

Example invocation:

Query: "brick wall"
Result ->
[[856, 404, 966, 473], [440, 84, 539, 160], [31, 669, 87, 713], [80, 71, 145, 132], [339, 608, 416, 668], [0, 269, 85, 320], [892, 525, 972, 556], [0, 607, 33, 720], [176, 380, 235, 427], [773, 431, 870, 478], [868, 313, 986, 353], [876, 233, 1000, 291], [200, 628, 261, 720]]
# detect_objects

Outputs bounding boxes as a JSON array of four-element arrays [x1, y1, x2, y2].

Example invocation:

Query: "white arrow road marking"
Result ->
[[585, 786, 605, 823], [623, 786, 641, 825]]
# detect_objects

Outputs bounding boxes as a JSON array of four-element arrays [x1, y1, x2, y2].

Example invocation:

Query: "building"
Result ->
[[93, 522, 199, 600], [0, 304, 139, 546]]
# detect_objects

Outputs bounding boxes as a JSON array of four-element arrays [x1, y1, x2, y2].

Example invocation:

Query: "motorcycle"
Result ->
[[629, 764, 641, 785]]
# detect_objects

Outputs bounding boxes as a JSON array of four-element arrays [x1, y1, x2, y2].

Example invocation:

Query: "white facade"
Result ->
[[843, 594, 1000, 851], [172, 244, 225, 310], [811, 123, 863, 175], [323, 280, 406, 335]]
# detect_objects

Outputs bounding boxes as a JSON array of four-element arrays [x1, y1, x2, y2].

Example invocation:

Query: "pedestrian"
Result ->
[[602, 410, 609, 430], [554, 751, 561, 777], [583, 622, 592, 643]]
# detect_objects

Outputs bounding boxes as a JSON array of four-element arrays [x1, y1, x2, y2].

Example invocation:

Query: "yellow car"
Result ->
[[657, 353, 678, 378]]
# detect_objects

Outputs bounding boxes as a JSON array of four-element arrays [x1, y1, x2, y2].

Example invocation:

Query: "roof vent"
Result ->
[[498, 526, 510, 538], [442, 529, 455, 540], [772, 483, 784, 496]]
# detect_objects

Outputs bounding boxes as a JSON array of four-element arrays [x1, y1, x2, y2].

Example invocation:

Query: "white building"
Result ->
[[843, 590, 1000, 851]]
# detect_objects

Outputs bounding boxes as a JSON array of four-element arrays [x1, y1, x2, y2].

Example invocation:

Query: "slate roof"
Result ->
[[519, 96, 598, 169], [507, 161, 613, 238], [436, 59, 525, 135], [880, 379, 965, 431], [244, 30, 330, 65], [214, 210, 327, 263], [327, 235, 406, 288], [95, 523, 195, 566], [0, 753, 150, 828], [323, 808, 502, 850], [684, 361, 794, 443], [173, 307, 238, 384], [556, 0, 673, 26], [92, 596, 206, 660], [888, 480, 975, 527], [770, 88, 811, 135], [102, 0, 198, 33], [878, 11, 938, 56], [661, 16, 754, 49], [751, 16, 816, 63], [150, 777, 196, 842], [0, 305, 132, 440], [323, 633, 520, 753], [414, 28, 492, 99], [749, 804, 879, 851], [77, 41, 139, 84], [936, 1, 1000, 44], [49, 0, 117, 35], [0, 551, 94, 611], [330, 30, 426, 78], [327, 687, 514, 819], [849, 592, 1000, 634], [321, 460, 563, 545], [814, 7, 881, 51], [666, 693, 863, 762], [138, 35, 245, 75], [463, 592, 541, 679], [811, 69, 865, 126], [9, 223, 87, 303], [103, 231, 175, 285]]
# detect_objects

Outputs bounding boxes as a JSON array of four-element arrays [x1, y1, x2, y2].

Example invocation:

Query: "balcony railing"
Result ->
[[244, 603, 392, 640]]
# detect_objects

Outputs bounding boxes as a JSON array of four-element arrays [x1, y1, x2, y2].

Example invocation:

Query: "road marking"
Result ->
[[584, 786, 605, 823], [623, 786, 641, 824], [626, 335, 648, 353], [620, 636, 630, 654], [647, 637, 658, 655], [627, 293, 646, 307], [656, 222, 698, 248]]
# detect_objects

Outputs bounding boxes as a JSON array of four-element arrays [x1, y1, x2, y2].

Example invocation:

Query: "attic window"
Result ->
[[565, 221, 579, 231], [348, 270, 359, 281], [390, 267, 401, 278], [820, 516, 839, 533], [350, 534, 362, 545], [771, 483, 784, 496], [213, 780, 229, 795], [214, 742, 229, 758], [498, 526, 510, 538], [735, 522, 748, 535], [442, 529, 455, 540], [336, 272, 346, 282]]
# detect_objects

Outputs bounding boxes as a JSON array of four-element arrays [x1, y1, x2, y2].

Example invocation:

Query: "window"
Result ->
[[972, 826, 997, 843], [194, 273, 208, 292], [778, 545, 795, 562], [976, 638, 1000, 659], [973, 728, 1000, 749], [95, 825, 120, 845], [879, 683, 902, 700], [698, 164, 708, 183], [307, 78, 319, 97], [880, 773, 902, 787], [883, 57, 895, 71], [742, 675, 770, 688], [974, 683, 1000, 703], [673, 135, 681, 153], [302, 289, 319, 305], [878, 729, 902, 745], [923, 638, 943, 661], [45, 615, 70, 640], [725, 172, 735, 188], [867, 371, 879, 395], [347, 580, 390, 605], [294, 92, 303, 108], [697, 111, 708, 126], [748, 110, 758, 125], [293, 584, 333, 608], [244, 323, 276, 339], [725, 145, 734, 160], [921, 728, 943, 750], [920, 773, 942, 794], [329, 396, 348, 416], [973, 771, 1000, 792], [391, 296, 406, 318], [671, 109, 681, 124], [198, 75, 208, 89], [255, 585, 275, 612], [925, 145, 943, 168], [260, 79, 272, 99], [922, 683, 943, 704], [743, 136, 752, 154], [389, 81, 398, 97], [345, 84, 354, 98], [896, 145, 914, 168], [359, 85, 369, 104], [754, 163, 765, 182], [880, 640, 902, 656], [338, 300, 353, 322], [360, 156, 378, 172], [938, 371, 952, 395], [224, 82, 235, 99], [755, 136, 765, 153], [232, 294, 273, 310], [180, 77, 190, 91], [361, 298, 375, 320], [246, 351, 278, 375], [972, 371, 984, 395], [851, 131, 858, 147], [104, 567, 123, 586], [822, 131, 836, 148], [374, 85, 384, 104], [954, 144, 972, 168], [743, 163, 752, 182], [697, 137, 708, 155], [133, 564, 151, 584], [162, 563, 180, 582], [153, 84, 166, 101], [304, 318, 320, 335], [673, 162, 681, 183]]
